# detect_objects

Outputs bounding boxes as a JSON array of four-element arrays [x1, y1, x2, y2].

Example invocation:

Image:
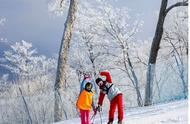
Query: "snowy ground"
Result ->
[[54, 100, 188, 124]]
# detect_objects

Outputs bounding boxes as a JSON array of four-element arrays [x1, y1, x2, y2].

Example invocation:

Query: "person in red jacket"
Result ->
[[95, 71, 124, 124]]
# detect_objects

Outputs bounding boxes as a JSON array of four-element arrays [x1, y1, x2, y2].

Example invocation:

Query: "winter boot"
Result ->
[[107, 121, 113, 124], [118, 120, 122, 124]]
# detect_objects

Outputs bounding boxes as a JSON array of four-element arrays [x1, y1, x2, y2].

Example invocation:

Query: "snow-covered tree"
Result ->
[[0, 18, 7, 43], [0, 40, 37, 81], [0, 18, 6, 27], [69, 1, 112, 81], [144, 0, 188, 106], [99, 3, 145, 106], [69, 0, 150, 106], [161, 7, 188, 98], [0, 40, 56, 84], [0, 40, 57, 124], [0, 74, 10, 93], [48, 0, 78, 121], [0, 74, 8, 84]]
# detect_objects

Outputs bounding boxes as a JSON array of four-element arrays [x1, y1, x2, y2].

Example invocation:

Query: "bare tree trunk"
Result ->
[[145, 0, 168, 106], [169, 35, 188, 98], [144, 0, 188, 106], [124, 50, 143, 106], [163, 26, 188, 98], [173, 52, 187, 98], [54, 0, 78, 122]]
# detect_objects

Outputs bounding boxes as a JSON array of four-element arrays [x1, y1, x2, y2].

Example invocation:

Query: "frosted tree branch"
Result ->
[[165, 1, 188, 15]]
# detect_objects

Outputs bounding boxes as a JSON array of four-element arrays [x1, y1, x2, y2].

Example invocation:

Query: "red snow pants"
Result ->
[[109, 94, 124, 122], [79, 109, 90, 124]]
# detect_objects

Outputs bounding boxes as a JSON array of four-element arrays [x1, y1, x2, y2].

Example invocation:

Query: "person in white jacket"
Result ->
[[95, 71, 124, 124]]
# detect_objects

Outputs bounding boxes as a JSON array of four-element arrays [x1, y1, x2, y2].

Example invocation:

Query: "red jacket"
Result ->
[[98, 71, 121, 105]]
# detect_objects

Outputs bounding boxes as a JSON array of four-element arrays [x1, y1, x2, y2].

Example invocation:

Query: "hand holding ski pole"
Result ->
[[93, 108, 97, 115], [92, 105, 103, 124], [93, 105, 102, 116], [96, 105, 102, 112]]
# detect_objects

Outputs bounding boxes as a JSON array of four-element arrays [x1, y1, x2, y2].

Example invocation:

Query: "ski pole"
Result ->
[[99, 111, 103, 124], [91, 113, 96, 124]]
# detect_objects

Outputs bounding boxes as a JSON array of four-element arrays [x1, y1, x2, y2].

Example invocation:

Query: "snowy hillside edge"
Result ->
[[54, 100, 188, 124]]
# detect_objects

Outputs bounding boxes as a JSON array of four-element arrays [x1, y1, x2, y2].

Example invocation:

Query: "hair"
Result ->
[[85, 82, 93, 90], [95, 78, 103, 85]]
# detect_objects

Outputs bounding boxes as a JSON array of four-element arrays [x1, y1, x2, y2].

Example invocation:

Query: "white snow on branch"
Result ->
[[0, 18, 6, 26]]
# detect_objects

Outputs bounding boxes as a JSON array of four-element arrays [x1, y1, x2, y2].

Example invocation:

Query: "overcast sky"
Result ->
[[0, 0, 161, 57]]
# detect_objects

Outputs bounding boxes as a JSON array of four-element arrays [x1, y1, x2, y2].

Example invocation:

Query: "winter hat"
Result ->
[[95, 78, 103, 85], [100, 71, 112, 83]]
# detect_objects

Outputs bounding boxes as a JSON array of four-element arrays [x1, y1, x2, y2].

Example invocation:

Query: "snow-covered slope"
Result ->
[[54, 100, 188, 124]]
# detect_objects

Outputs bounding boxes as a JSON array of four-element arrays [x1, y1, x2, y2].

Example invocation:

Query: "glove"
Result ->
[[93, 108, 97, 115], [96, 105, 102, 112]]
